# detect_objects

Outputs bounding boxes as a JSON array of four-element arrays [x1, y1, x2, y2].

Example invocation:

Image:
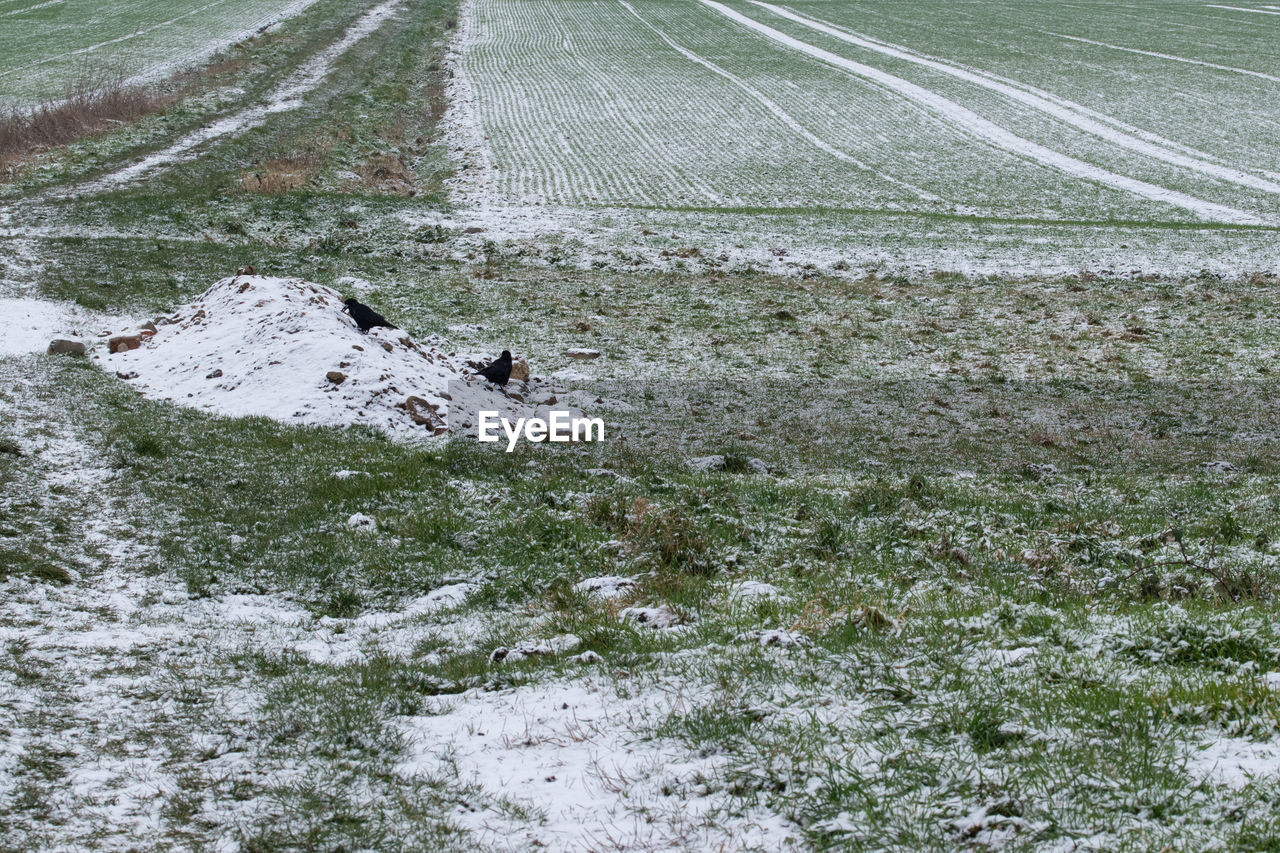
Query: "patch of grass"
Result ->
[[0, 549, 72, 585]]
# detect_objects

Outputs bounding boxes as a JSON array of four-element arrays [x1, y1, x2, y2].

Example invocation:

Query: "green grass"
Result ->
[[6, 345, 1278, 847]]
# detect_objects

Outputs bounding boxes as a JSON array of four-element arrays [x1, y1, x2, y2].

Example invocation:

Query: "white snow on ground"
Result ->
[[573, 575, 637, 598], [432, 0, 1280, 276], [698, 0, 1265, 226], [1184, 735, 1280, 789], [1204, 3, 1280, 14], [73, 0, 406, 193], [0, 359, 254, 849], [433, 0, 1280, 277], [0, 366, 496, 846], [728, 579, 782, 600], [397, 678, 800, 850], [0, 297, 70, 355], [95, 274, 521, 436], [438, 0, 498, 206], [0, 295, 134, 356], [1, 0, 64, 17]]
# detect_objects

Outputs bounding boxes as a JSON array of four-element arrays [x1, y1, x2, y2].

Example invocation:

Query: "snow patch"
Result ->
[[0, 297, 69, 356], [573, 575, 637, 598], [1185, 736, 1280, 789], [728, 580, 782, 600], [396, 678, 798, 849]]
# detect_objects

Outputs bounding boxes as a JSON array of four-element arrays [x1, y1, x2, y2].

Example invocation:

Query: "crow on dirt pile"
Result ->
[[343, 297, 397, 332], [474, 350, 513, 387]]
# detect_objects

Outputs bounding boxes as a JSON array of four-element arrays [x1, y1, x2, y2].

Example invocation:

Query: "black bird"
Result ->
[[474, 350, 513, 387], [343, 297, 397, 332]]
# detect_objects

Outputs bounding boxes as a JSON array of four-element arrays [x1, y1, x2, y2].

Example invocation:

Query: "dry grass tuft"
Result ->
[[355, 152, 416, 195], [240, 144, 328, 194], [0, 74, 172, 175]]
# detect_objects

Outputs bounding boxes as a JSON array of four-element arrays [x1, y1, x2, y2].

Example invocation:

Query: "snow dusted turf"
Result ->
[[0, 0, 323, 106], [70, 0, 407, 195], [7, 0, 1280, 848]]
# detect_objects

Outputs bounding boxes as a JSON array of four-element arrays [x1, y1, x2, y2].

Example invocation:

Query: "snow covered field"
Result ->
[[0, 0, 323, 106], [444, 0, 1280, 272]]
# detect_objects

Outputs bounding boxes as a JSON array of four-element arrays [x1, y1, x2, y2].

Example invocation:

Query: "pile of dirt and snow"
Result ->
[[94, 275, 533, 436]]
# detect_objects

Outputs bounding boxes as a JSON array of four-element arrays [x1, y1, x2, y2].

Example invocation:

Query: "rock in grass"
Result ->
[[510, 358, 531, 382], [346, 513, 376, 531], [47, 339, 86, 356], [489, 634, 582, 663], [688, 455, 725, 472], [401, 396, 447, 434], [108, 334, 144, 354], [688, 454, 769, 474], [736, 629, 810, 648], [565, 348, 600, 360]]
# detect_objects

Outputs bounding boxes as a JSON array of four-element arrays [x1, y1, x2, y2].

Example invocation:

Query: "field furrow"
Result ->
[[701, 0, 1265, 224], [757, 2, 1280, 201], [462, 0, 968, 209], [1204, 3, 1280, 14], [453, 0, 1280, 230], [62, 0, 406, 196], [1053, 33, 1280, 84], [617, 0, 941, 204]]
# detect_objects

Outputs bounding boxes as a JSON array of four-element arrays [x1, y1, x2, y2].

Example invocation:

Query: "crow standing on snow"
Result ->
[[474, 350, 513, 387], [343, 297, 397, 332]]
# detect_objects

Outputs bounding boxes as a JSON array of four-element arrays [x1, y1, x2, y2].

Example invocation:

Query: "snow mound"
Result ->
[[96, 275, 513, 435]]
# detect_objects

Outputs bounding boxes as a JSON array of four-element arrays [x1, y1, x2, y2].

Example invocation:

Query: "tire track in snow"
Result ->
[[615, 0, 940, 203], [697, 0, 1267, 225], [1053, 33, 1280, 84], [1, 0, 63, 16], [1204, 4, 1280, 13], [66, 0, 404, 196], [757, 2, 1280, 199]]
